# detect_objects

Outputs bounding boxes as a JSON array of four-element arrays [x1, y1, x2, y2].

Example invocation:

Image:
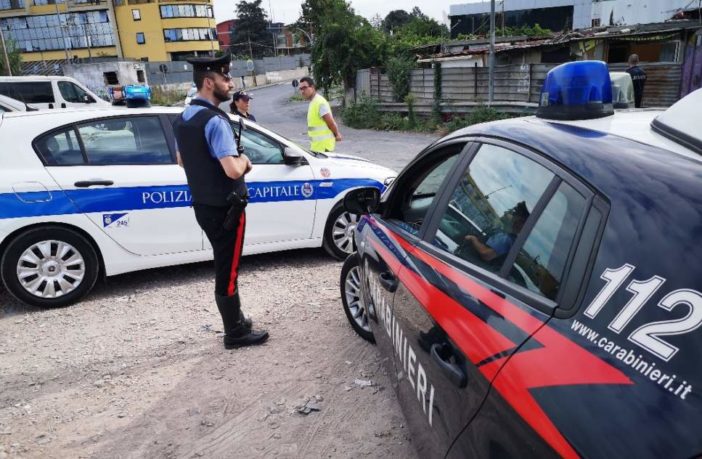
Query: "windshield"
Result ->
[[651, 88, 702, 155]]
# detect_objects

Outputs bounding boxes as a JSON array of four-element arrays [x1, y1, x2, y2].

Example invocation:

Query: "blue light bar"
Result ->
[[536, 61, 614, 120]]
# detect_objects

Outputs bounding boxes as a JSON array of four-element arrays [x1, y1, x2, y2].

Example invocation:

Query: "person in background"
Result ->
[[298, 76, 342, 153], [230, 90, 256, 122], [626, 54, 647, 108]]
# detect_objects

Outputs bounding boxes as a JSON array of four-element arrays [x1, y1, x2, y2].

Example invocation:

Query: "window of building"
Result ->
[[136, 70, 145, 83], [0, 11, 114, 52], [0, 0, 24, 10], [163, 28, 216, 42], [160, 4, 211, 18], [131, 9, 141, 20], [103, 71, 119, 85], [136, 32, 145, 44]]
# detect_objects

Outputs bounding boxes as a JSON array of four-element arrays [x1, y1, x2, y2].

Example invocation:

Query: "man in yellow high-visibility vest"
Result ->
[[299, 76, 342, 153]]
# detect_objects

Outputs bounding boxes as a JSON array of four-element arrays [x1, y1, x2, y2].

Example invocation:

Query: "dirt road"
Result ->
[[0, 250, 417, 458]]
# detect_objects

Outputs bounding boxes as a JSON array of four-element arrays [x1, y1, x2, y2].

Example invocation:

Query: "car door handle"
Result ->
[[74, 180, 114, 188], [431, 343, 467, 388], [379, 271, 398, 293]]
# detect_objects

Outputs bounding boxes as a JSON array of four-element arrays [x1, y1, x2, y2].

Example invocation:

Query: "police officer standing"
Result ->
[[626, 54, 647, 108], [298, 76, 342, 153], [174, 54, 268, 349], [230, 90, 256, 122]]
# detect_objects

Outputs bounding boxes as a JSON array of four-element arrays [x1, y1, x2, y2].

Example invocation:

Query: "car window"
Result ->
[[388, 143, 463, 236], [35, 128, 84, 166], [0, 82, 54, 104], [240, 128, 284, 164], [58, 81, 93, 103], [508, 182, 586, 300], [0, 104, 9, 112], [430, 143, 554, 273], [76, 116, 172, 165]]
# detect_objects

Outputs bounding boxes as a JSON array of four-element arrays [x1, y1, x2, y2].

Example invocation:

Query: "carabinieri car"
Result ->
[[0, 107, 394, 308], [341, 62, 701, 458]]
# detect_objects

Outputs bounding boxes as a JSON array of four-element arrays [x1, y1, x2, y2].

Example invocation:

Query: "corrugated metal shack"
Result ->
[[356, 20, 702, 114]]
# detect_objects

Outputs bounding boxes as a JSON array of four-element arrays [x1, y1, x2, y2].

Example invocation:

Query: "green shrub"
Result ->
[[386, 56, 415, 102], [468, 105, 510, 124], [379, 113, 406, 130], [151, 86, 185, 106], [404, 93, 416, 129], [341, 95, 382, 129]]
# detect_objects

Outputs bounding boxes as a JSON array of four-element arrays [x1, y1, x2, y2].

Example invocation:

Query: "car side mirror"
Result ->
[[283, 146, 307, 165], [344, 187, 380, 215]]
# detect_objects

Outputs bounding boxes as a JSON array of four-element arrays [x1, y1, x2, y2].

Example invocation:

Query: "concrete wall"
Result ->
[[63, 61, 149, 101], [146, 54, 311, 86], [152, 66, 310, 95]]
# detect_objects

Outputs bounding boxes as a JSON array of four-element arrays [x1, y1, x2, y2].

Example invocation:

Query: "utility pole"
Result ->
[[501, 0, 505, 35], [83, 23, 92, 63], [54, 1, 70, 64], [488, 0, 495, 106], [0, 24, 12, 76], [248, 35, 257, 86]]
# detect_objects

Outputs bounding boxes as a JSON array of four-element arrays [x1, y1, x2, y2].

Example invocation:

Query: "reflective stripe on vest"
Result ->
[[307, 94, 335, 152]]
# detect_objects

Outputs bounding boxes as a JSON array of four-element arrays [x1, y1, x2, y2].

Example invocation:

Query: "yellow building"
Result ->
[[0, 0, 219, 63]]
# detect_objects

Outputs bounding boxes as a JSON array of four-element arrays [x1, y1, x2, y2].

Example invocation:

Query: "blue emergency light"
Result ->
[[536, 61, 614, 120]]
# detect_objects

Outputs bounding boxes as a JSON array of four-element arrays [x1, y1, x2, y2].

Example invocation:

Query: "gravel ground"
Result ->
[[0, 83, 439, 458], [0, 249, 417, 458]]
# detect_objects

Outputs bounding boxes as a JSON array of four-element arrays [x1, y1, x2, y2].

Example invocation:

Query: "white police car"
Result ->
[[0, 107, 395, 308], [341, 62, 701, 457]]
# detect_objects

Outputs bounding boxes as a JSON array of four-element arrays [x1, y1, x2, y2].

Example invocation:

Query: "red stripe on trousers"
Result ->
[[227, 212, 246, 296]]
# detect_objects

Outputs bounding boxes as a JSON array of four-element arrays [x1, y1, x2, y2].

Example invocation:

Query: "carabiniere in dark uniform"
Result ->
[[173, 53, 268, 349]]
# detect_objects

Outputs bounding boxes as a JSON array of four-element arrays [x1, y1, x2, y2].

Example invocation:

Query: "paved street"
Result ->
[[226, 82, 441, 172]]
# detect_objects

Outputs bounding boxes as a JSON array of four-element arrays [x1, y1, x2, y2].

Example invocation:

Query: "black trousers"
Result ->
[[193, 203, 246, 297]]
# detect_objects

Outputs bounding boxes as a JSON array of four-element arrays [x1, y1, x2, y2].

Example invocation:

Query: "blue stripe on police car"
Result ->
[[0, 178, 383, 220]]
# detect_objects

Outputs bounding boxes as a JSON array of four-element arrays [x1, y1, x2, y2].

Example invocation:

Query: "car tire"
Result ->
[[0, 227, 99, 308], [340, 254, 374, 343], [323, 203, 358, 260], [125, 99, 136, 108]]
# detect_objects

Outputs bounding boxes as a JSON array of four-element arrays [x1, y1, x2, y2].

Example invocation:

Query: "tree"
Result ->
[[382, 10, 412, 33], [297, 0, 387, 93], [0, 38, 22, 76], [231, 0, 272, 59]]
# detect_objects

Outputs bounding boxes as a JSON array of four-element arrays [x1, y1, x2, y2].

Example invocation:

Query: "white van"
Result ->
[[0, 76, 110, 110]]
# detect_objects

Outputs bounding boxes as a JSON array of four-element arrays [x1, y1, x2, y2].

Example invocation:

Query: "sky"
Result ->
[[212, 0, 452, 26]]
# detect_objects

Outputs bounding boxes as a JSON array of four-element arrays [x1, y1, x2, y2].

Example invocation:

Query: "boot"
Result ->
[[215, 294, 252, 329], [215, 294, 269, 349]]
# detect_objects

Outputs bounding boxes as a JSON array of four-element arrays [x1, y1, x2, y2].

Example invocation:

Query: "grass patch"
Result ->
[[289, 93, 306, 102], [151, 87, 186, 106], [342, 98, 511, 134]]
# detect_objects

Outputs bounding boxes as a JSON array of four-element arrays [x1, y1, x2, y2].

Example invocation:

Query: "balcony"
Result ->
[[67, 0, 107, 7]]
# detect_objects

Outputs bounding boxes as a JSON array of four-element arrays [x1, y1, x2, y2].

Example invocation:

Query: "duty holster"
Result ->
[[223, 191, 247, 230]]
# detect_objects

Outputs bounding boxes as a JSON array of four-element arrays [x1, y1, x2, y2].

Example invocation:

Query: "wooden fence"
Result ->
[[360, 62, 682, 115]]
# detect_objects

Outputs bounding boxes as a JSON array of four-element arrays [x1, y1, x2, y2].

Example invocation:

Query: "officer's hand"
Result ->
[[335, 133, 343, 142], [243, 154, 253, 174]]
